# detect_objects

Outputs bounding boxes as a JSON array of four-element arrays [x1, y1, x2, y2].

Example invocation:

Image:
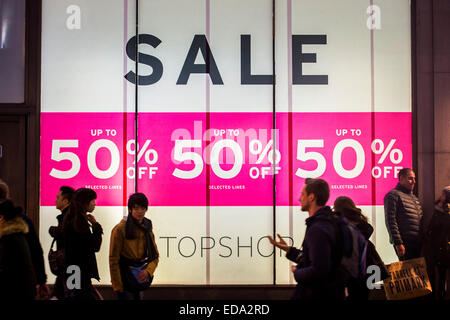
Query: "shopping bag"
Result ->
[[383, 257, 432, 300]]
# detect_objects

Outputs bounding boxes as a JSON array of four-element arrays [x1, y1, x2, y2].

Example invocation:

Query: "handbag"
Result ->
[[382, 257, 432, 300], [48, 238, 65, 276]]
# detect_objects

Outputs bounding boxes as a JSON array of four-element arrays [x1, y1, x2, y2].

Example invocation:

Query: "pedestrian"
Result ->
[[62, 187, 103, 300], [109, 193, 159, 300], [384, 168, 423, 260], [48, 185, 75, 299], [423, 187, 450, 300], [0, 179, 50, 300], [268, 178, 348, 300], [0, 200, 36, 300], [333, 196, 389, 300]]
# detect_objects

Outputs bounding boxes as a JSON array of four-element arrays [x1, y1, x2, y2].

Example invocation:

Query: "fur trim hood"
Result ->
[[0, 217, 29, 239]]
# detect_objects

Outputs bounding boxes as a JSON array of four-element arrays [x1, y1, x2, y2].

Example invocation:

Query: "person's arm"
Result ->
[[48, 226, 59, 238], [268, 234, 302, 264], [286, 247, 303, 264], [49, 214, 63, 239], [91, 222, 103, 252], [86, 214, 103, 252], [109, 225, 124, 293], [22, 215, 47, 286], [384, 193, 403, 246], [292, 226, 333, 284], [144, 232, 159, 278]]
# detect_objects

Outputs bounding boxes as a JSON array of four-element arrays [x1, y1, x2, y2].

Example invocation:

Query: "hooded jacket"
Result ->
[[0, 217, 36, 300], [384, 183, 423, 246]]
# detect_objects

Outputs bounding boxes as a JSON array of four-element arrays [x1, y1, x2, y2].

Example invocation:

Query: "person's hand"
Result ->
[[267, 233, 290, 252], [36, 284, 50, 300], [86, 214, 97, 224], [291, 265, 297, 273], [137, 270, 150, 282], [395, 244, 405, 258]]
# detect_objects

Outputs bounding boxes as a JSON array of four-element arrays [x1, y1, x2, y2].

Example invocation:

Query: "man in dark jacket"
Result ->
[[384, 168, 423, 260], [268, 178, 345, 300], [49, 186, 75, 250], [48, 186, 74, 299]]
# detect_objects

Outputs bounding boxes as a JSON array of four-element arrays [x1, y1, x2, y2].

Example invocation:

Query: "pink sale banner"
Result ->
[[40, 112, 411, 206], [275, 113, 412, 206]]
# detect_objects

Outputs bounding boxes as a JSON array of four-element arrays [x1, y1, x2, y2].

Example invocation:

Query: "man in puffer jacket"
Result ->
[[384, 168, 423, 261]]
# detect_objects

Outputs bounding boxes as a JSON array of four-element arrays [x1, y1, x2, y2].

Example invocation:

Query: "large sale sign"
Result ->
[[41, 112, 411, 206], [40, 0, 412, 285]]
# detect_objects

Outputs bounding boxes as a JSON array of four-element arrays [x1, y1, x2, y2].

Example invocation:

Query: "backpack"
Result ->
[[329, 214, 368, 286]]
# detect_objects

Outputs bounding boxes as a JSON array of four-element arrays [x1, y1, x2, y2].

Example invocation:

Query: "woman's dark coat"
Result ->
[[63, 219, 103, 299]]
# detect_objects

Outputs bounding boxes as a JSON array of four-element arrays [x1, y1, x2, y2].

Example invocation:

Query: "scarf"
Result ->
[[125, 216, 158, 262]]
